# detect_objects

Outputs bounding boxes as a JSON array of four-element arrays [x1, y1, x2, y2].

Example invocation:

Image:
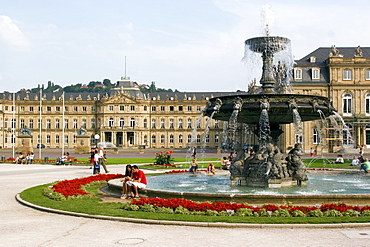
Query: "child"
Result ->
[[206, 163, 216, 175]]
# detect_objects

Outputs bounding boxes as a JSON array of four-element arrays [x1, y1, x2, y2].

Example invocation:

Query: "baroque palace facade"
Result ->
[[0, 45, 369, 154]]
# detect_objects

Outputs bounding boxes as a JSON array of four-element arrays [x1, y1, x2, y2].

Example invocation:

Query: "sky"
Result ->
[[1, 0, 370, 93]]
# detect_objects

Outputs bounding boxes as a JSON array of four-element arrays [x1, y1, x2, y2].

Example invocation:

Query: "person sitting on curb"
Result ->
[[120, 164, 133, 199], [206, 163, 216, 175], [360, 158, 370, 173], [189, 158, 198, 175], [125, 165, 147, 198]]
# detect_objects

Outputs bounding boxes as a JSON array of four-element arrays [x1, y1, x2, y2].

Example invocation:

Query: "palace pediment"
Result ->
[[105, 94, 138, 104]]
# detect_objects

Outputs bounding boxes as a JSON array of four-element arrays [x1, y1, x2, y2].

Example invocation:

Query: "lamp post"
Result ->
[[94, 134, 100, 148]]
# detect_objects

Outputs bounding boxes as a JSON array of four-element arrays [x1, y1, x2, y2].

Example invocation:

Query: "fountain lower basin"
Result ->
[[106, 171, 370, 205]]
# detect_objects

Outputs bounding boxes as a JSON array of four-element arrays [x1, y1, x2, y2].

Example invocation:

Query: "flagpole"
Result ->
[[62, 92, 65, 156], [12, 92, 15, 158], [39, 89, 42, 160]]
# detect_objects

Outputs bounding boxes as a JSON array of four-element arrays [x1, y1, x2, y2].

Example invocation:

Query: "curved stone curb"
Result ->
[[15, 193, 370, 229]]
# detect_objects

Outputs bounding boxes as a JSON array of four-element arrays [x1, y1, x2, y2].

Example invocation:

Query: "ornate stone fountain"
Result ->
[[203, 34, 336, 188]]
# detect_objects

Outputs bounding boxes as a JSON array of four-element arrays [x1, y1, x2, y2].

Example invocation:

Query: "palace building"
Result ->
[[0, 46, 369, 154]]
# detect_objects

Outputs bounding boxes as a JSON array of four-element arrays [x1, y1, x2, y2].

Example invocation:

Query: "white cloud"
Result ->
[[0, 15, 30, 51]]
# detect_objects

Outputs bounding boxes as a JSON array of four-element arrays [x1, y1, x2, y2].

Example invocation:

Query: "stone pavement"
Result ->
[[1, 163, 370, 247]]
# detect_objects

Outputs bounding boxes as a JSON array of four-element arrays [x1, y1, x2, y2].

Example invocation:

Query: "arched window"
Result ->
[[342, 93, 352, 116], [169, 134, 174, 143], [196, 134, 201, 143], [215, 134, 219, 143], [108, 118, 114, 127], [160, 135, 165, 144], [178, 135, 183, 143], [187, 134, 192, 143], [151, 135, 156, 144], [119, 118, 124, 127], [130, 118, 135, 127]]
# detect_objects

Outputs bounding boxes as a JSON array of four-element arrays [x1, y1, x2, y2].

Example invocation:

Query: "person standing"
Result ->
[[93, 149, 100, 175], [310, 147, 315, 157], [98, 147, 110, 173], [126, 165, 147, 198]]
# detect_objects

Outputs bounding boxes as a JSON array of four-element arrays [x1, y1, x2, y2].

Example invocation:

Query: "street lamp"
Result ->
[[94, 134, 100, 148]]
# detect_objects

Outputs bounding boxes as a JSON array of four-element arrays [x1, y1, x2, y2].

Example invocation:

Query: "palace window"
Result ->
[[47, 106, 51, 112], [38, 119, 41, 129], [151, 135, 156, 144], [151, 106, 156, 111], [366, 70, 370, 80], [187, 119, 192, 129], [91, 119, 96, 129], [294, 68, 302, 80], [46, 135, 50, 144], [160, 106, 165, 111], [343, 93, 352, 116], [169, 134, 174, 143], [312, 68, 320, 80], [29, 119, 33, 129], [29, 106, 34, 112], [152, 119, 156, 129], [215, 134, 219, 143], [108, 118, 114, 127], [20, 106, 25, 112], [196, 134, 201, 143], [366, 94, 370, 114], [82, 119, 86, 128], [73, 135, 77, 144], [55, 119, 60, 129], [109, 105, 113, 111], [64, 119, 69, 129], [143, 106, 147, 111], [73, 119, 78, 129], [82, 106, 87, 112], [313, 128, 321, 144], [56, 135, 60, 144], [160, 119, 165, 129], [46, 119, 51, 129], [20, 119, 25, 128], [343, 69, 352, 80], [120, 106, 124, 111], [56, 106, 60, 112], [130, 106, 135, 111], [119, 118, 124, 127], [160, 135, 165, 144], [187, 134, 192, 143], [187, 106, 192, 111], [214, 120, 219, 129], [169, 106, 174, 111], [196, 106, 201, 111], [178, 106, 183, 111], [205, 135, 210, 143], [130, 118, 135, 127], [178, 119, 183, 129], [169, 119, 174, 129], [179, 135, 183, 143], [65, 135, 69, 144], [143, 119, 147, 129], [74, 106, 78, 112]]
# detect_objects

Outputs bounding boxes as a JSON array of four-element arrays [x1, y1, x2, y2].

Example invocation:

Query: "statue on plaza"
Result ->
[[77, 126, 88, 137], [19, 126, 31, 137]]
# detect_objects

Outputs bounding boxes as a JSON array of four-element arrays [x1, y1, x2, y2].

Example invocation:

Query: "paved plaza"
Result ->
[[1, 149, 370, 246]]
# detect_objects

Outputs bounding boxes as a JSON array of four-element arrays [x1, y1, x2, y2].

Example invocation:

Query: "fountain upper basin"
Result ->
[[204, 93, 335, 124], [245, 36, 290, 54]]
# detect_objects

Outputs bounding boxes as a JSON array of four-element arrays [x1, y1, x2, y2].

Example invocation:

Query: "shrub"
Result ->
[[324, 209, 343, 217], [205, 210, 219, 216], [307, 209, 324, 217], [361, 210, 370, 216], [154, 150, 174, 165], [218, 211, 229, 216], [291, 210, 306, 217], [128, 205, 140, 211], [272, 208, 290, 217], [174, 206, 190, 215], [140, 203, 156, 213], [258, 208, 270, 217], [235, 208, 253, 217], [156, 207, 174, 214], [343, 209, 360, 217]]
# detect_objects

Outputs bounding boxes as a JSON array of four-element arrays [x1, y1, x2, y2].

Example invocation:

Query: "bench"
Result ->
[[66, 157, 77, 165]]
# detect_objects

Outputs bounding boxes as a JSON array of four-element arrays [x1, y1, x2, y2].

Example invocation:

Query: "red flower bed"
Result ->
[[52, 174, 124, 198], [130, 197, 370, 214]]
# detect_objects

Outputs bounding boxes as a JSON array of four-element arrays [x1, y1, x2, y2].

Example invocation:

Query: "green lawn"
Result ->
[[19, 183, 370, 224]]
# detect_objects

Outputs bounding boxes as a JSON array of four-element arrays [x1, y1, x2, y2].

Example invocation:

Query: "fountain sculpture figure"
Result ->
[[203, 29, 335, 188]]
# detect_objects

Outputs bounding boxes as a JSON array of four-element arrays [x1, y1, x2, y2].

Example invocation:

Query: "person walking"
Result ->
[[93, 149, 100, 175], [98, 147, 109, 173]]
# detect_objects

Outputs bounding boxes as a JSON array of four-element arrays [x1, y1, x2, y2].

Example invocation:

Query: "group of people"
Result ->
[[90, 147, 110, 174], [120, 164, 147, 199], [15, 152, 34, 164]]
